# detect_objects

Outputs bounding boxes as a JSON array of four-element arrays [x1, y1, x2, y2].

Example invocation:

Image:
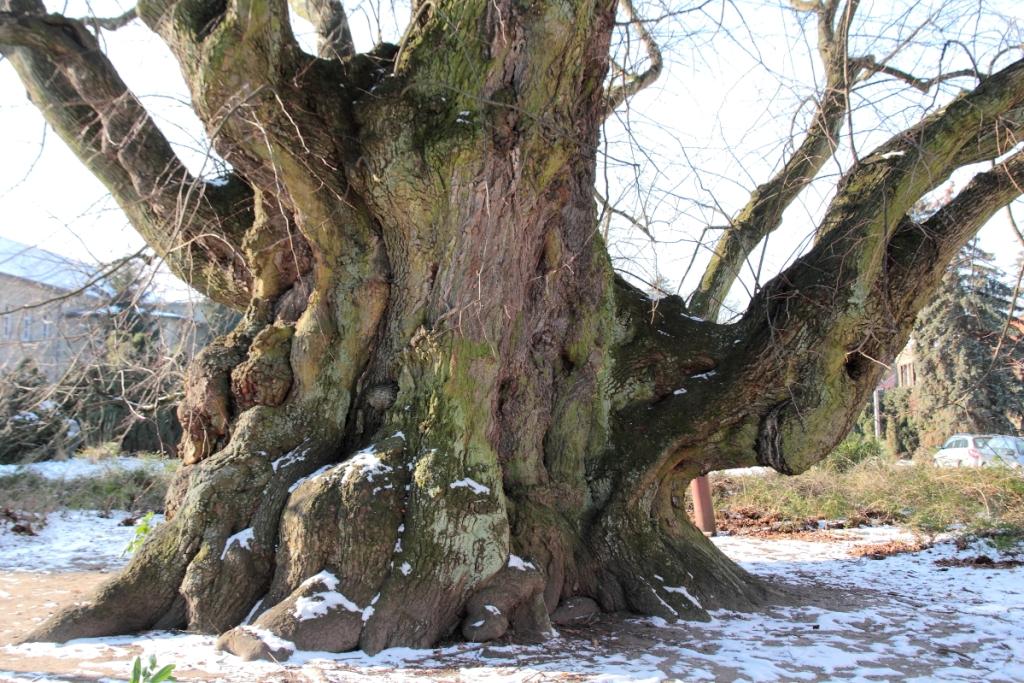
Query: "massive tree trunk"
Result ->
[[2, 0, 1024, 659]]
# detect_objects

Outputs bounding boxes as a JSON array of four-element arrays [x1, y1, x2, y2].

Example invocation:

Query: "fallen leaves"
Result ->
[[935, 555, 1024, 569]]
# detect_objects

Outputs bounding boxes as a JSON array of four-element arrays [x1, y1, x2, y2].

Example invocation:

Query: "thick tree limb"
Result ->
[[610, 57, 1024, 484], [0, 0, 254, 308], [688, 3, 1010, 321], [288, 0, 354, 60], [688, 0, 859, 319], [724, 60, 1024, 473], [135, 0, 380, 268], [737, 149, 1024, 475], [136, 0, 306, 172]]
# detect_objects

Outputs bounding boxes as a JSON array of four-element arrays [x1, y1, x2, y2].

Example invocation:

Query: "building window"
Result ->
[[20, 313, 33, 342], [41, 320, 53, 338], [2, 309, 11, 339]]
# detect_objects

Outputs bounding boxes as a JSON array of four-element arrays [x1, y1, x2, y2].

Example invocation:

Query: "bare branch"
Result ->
[[0, 249, 147, 316], [790, 0, 823, 12], [852, 55, 976, 93], [604, 0, 663, 116], [725, 74, 1024, 473], [78, 7, 137, 31], [689, 0, 859, 319]]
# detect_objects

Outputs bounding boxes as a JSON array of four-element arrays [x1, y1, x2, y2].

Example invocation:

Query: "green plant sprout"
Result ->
[[129, 654, 176, 683], [123, 511, 156, 556]]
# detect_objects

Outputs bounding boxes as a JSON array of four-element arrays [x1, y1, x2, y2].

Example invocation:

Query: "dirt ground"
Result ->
[[0, 527, 1021, 682], [0, 570, 864, 682]]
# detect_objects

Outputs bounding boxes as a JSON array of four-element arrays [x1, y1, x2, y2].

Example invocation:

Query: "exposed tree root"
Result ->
[[588, 507, 775, 621]]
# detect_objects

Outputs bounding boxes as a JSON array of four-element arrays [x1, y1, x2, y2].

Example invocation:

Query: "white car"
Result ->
[[984, 435, 1024, 468], [932, 434, 1000, 467]]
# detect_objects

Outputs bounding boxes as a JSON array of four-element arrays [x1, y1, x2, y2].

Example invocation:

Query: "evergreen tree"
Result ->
[[911, 241, 1023, 448]]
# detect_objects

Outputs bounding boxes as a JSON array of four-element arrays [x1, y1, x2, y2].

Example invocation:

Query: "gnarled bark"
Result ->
[[3, 0, 1023, 660]]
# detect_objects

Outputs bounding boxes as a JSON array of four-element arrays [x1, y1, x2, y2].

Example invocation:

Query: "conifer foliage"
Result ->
[[911, 242, 1024, 447]]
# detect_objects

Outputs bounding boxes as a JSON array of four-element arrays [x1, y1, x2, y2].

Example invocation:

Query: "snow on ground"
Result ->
[[0, 510, 162, 572], [714, 466, 774, 477], [0, 517, 1022, 681], [0, 456, 170, 481]]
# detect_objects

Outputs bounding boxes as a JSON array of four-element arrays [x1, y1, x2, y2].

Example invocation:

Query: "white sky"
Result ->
[[0, 0, 1021, 311]]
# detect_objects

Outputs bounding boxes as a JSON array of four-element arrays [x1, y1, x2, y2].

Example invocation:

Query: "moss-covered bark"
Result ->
[[5, 0, 1024, 659]]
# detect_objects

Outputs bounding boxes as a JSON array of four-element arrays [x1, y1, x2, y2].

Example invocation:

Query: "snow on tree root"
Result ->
[[217, 571, 369, 657], [216, 427, 559, 660], [217, 435, 409, 658], [461, 563, 553, 643]]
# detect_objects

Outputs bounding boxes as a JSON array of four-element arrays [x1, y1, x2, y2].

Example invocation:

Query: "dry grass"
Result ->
[[0, 465, 173, 517], [711, 460, 1024, 545]]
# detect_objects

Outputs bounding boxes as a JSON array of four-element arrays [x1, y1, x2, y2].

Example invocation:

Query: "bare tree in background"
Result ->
[[0, 248, 225, 459], [1, 0, 1022, 658]]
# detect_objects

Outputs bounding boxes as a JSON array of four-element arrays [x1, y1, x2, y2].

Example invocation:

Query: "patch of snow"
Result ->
[[0, 456, 169, 481], [287, 464, 335, 493], [714, 466, 773, 477], [0, 510, 163, 571], [293, 590, 361, 620], [299, 570, 340, 591], [220, 528, 254, 560], [690, 371, 717, 380], [449, 477, 490, 495], [644, 579, 679, 617], [508, 554, 536, 571], [343, 447, 392, 483], [484, 605, 501, 616], [243, 598, 264, 625], [392, 431, 405, 440], [294, 573, 361, 621], [2, 522, 1023, 681], [681, 313, 705, 322], [240, 626, 295, 652], [399, 562, 412, 576], [879, 150, 906, 159], [673, 388, 687, 395], [662, 584, 702, 609], [272, 445, 309, 472]]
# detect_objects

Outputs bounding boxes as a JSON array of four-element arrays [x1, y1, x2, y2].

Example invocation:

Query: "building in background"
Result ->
[[0, 236, 210, 380]]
